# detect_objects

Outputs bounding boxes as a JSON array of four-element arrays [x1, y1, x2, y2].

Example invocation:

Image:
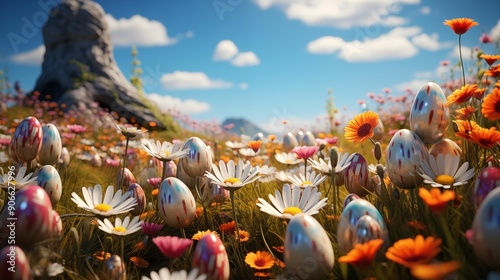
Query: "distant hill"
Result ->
[[222, 118, 268, 136]]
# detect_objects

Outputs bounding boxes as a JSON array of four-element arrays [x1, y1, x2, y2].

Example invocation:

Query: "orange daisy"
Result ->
[[454, 106, 475, 120], [192, 230, 219, 241], [443, 18, 478, 35], [344, 111, 380, 144], [446, 84, 478, 106], [245, 251, 275, 270], [418, 188, 456, 215], [469, 127, 500, 148], [93, 251, 111, 261], [480, 54, 500, 66], [247, 140, 263, 153], [473, 88, 486, 100], [130, 256, 149, 268], [482, 87, 500, 121], [235, 229, 250, 242], [219, 221, 236, 234], [484, 65, 500, 78], [338, 239, 384, 268], [386, 235, 442, 268], [452, 120, 480, 139], [411, 261, 461, 280]]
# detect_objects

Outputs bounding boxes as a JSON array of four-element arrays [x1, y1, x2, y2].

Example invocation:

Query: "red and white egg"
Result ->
[[11, 116, 43, 163], [0, 245, 31, 280], [473, 166, 500, 209], [127, 183, 146, 216], [429, 138, 462, 158], [158, 177, 196, 228], [36, 165, 62, 206], [344, 153, 371, 197], [192, 234, 230, 280], [37, 123, 62, 166]]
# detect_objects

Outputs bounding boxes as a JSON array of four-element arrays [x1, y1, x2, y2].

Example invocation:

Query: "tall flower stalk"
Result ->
[[116, 124, 146, 189]]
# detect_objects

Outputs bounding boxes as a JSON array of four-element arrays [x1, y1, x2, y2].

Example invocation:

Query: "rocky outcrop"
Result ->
[[33, 0, 165, 130]]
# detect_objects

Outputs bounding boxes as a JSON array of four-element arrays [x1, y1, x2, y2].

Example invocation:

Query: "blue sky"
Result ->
[[1, 0, 499, 133]]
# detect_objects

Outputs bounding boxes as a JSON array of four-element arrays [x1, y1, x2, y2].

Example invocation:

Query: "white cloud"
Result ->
[[10, 45, 45, 66], [448, 45, 476, 59], [105, 14, 177, 47], [394, 79, 432, 93], [147, 93, 210, 115], [307, 36, 344, 54], [231, 52, 260, 67], [491, 19, 500, 39], [411, 33, 442, 51], [239, 83, 249, 90], [160, 71, 233, 90], [213, 40, 239, 61], [254, 0, 420, 29], [420, 6, 431, 15]]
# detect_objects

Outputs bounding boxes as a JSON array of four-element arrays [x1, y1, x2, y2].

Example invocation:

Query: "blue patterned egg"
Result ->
[[38, 123, 62, 166], [344, 153, 371, 197], [429, 138, 462, 158], [176, 160, 197, 190], [159, 177, 196, 228], [127, 183, 146, 216], [342, 193, 360, 211], [284, 214, 334, 280], [282, 132, 298, 152], [181, 137, 213, 178], [409, 82, 449, 144], [192, 234, 230, 280], [473, 166, 500, 209], [472, 187, 500, 269], [101, 255, 126, 280], [386, 129, 429, 189], [36, 165, 62, 206], [338, 199, 387, 253], [354, 215, 388, 252]]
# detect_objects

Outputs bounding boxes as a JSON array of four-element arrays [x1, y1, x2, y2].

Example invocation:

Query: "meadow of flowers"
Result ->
[[0, 18, 499, 280]]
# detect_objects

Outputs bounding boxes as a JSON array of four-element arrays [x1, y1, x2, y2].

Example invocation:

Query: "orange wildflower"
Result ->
[[254, 272, 272, 278], [218, 221, 236, 234], [484, 65, 500, 78], [418, 188, 456, 214], [386, 235, 442, 268], [452, 120, 480, 139], [482, 87, 500, 121], [192, 230, 219, 241], [443, 18, 478, 35], [93, 251, 111, 261], [446, 84, 478, 106], [236, 229, 250, 242], [272, 246, 284, 253], [130, 256, 149, 268], [480, 54, 500, 66], [151, 188, 159, 196], [133, 241, 146, 251], [411, 261, 461, 280], [195, 206, 204, 218], [245, 251, 275, 270], [338, 239, 384, 268], [247, 140, 263, 153], [473, 88, 486, 100], [454, 106, 475, 120], [469, 127, 500, 148], [344, 111, 380, 144]]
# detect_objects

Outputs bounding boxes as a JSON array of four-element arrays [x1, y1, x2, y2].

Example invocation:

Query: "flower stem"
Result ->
[[458, 34, 466, 87], [180, 227, 187, 239], [119, 137, 130, 190], [161, 159, 168, 181], [229, 190, 240, 243]]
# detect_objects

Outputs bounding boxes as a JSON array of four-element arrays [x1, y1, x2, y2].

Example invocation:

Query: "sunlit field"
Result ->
[[0, 18, 500, 280]]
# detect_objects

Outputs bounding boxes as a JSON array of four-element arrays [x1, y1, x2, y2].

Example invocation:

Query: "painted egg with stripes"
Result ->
[[282, 132, 298, 152], [192, 234, 230, 280], [337, 199, 388, 253], [181, 137, 213, 178], [36, 165, 62, 206], [386, 129, 429, 189], [472, 187, 500, 269], [127, 183, 146, 216], [0, 246, 31, 280], [353, 215, 388, 254], [344, 153, 371, 197], [11, 116, 43, 163], [410, 82, 449, 144], [473, 166, 500, 209], [284, 214, 334, 280], [158, 177, 196, 228], [429, 138, 462, 158], [37, 123, 62, 166]]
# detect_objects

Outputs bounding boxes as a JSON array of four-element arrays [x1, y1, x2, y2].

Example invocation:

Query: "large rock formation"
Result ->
[[33, 0, 165, 130]]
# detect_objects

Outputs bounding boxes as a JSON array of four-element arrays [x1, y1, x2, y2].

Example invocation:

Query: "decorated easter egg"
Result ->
[[115, 168, 136, 189], [181, 137, 213, 178], [59, 147, 70, 167], [282, 132, 298, 152], [473, 166, 500, 209], [429, 138, 462, 158], [372, 121, 385, 142], [284, 214, 334, 280], [338, 199, 387, 253], [192, 234, 230, 280], [386, 129, 429, 189], [158, 177, 196, 228], [253, 132, 266, 142], [163, 160, 177, 178], [0, 246, 31, 280], [203, 183, 230, 204], [472, 187, 500, 269], [37, 123, 62, 166], [344, 153, 371, 197], [36, 165, 62, 206], [302, 131, 316, 147], [51, 210, 63, 239], [127, 183, 146, 216], [6, 185, 54, 247], [409, 82, 449, 144], [176, 160, 197, 190], [342, 193, 360, 211], [11, 116, 43, 163], [354, 215, 387, 249], [101, 255, 126, 280]]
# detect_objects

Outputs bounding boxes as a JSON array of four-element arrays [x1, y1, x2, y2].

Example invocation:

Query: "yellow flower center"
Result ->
[[224, 177, 241, 184], [161, 150, 171, 157], [113, 226, 127, 233], [283, 207, 303, 216], [301, 181, 313, 186], [435, 175, 455, 185], [94, 204, 113, 212], [285, 159, 292, 163]]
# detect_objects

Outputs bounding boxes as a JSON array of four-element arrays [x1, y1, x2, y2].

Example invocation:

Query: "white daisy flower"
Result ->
[[115, 124, 147, 138], [256, 165, 276, 183], [141, 268, 206, 280], [418, 154, 475, 189], [238, 148, 257, 157], [275, 152, 301, 165], [0, 166, 37, 190], [33, 262, 65, 277], [308, 152, 354, 174], [275, 170, 293, 182], [98, 215, 143, 236], [142, 140, 189, 162], [257, 184, 328, 219], [225, 140, 246, 150], [288, 171, 327, 188], [71, 185, 137, 216], [204, 159, 260, 191]]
